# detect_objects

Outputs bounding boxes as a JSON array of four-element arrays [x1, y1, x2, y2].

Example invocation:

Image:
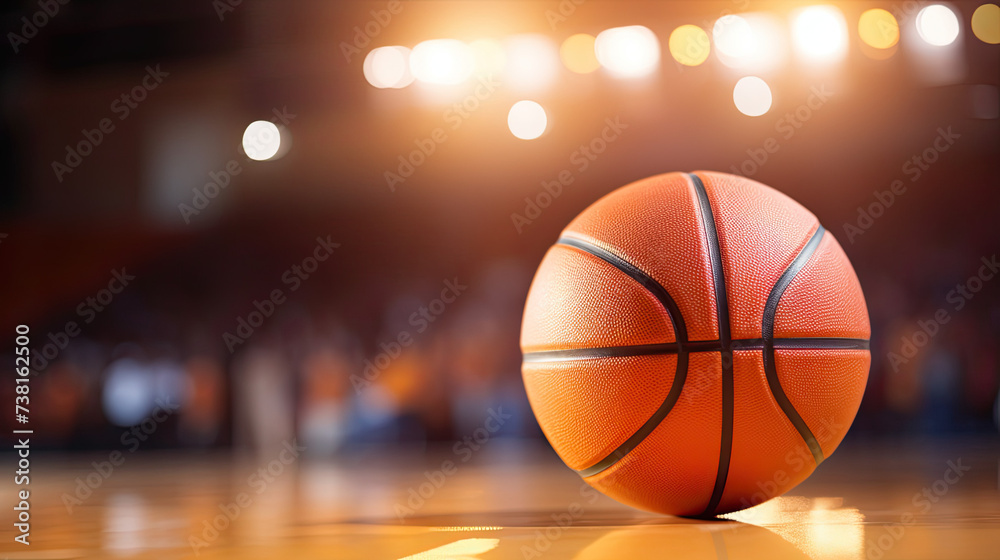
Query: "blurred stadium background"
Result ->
[[0, 0, 997, 459]]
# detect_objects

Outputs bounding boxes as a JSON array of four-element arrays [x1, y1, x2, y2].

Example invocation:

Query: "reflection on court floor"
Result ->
[[3, 437, 997, 559]]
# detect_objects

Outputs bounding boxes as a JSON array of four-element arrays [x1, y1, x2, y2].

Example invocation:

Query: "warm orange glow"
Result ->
[[972, 4, 1000, 44], [560, 33, 600, 74], [595, 26, 660, 78], [669, 25, 710, 66], [858, 9, 899, 49]]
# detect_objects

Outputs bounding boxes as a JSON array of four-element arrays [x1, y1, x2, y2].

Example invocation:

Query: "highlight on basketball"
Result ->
[[0, 1, 997, 559]]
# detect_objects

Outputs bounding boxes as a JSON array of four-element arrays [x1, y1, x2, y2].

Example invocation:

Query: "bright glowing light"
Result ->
[[503, 34, 559, 92], [398, 538, 500, 560], [469, 39, 506, 76], [807, 507, 866, 560], [733, 76, 772, 116], [102, 359, 155, 427], [858, 9, 900, 49], [410, 39, 474, 85], [363, 46, 414, 89], [560, 33, 600, 74], [791, 5, 848, 64], [972, 4, 999, 44], [242, 121, 282, 161], [507, 100, 547, 140], [713, 15, 756, 58], [917, 5, 961, 46], [669, 25, 710, 66], [712, 14, 787, 72], [595, 25, 661, 78]]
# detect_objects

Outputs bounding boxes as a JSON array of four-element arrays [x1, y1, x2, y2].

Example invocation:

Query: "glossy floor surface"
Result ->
[[2, 437, 998, 559]]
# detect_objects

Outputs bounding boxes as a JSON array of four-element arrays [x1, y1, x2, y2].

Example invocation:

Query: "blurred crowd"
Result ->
[[2, 239, 998, 455], [2, 252, 538, 454]]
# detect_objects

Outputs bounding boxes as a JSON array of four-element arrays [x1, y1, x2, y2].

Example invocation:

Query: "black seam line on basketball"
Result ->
[[555, 236, 688, 478], [688, 173, 731, 346], [763, 225, 827, 468], [521, 337, 871, 363], [576, 350, 688, 478], [556, 237, 688, 343], [689, 172, 734, 518]]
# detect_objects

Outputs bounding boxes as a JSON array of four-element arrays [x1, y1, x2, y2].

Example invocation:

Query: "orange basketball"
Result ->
[[520, 171, 870, 517]]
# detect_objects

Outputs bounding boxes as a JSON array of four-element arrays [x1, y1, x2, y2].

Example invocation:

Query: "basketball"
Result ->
[[521, 171, 871, 517]]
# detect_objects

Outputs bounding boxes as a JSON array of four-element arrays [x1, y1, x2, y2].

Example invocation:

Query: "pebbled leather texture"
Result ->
[[523, 355, 676, 471], [584, 352, 722, 516], [775, 349, 870, 458], [774, 232, 871, 339], [695, 170, 821, 341], [562, 172, 719, 342], [521, 245, 675, 353], [716, 350, 818, 514]]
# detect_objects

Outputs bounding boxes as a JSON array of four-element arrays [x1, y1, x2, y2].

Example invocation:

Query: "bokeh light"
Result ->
[[669, 24, 711, 66], [713, 15, 756, 59], [715, 13, 787, 72], [858, 9, 900, 49], [916, 4, 961, 46], [972, 4, 1000, 44], [410, 39, 474, 85], [363, 46, 414, 89], [791, 5, 849, 64], [560, 33, 600, 74], [595, 25, 661, 78], [733, 76, 772, 116], [507, 100, 547, 140], [242, 121, 282, 161], [102, 359, 155, 427], [503, 34, 560, 92]]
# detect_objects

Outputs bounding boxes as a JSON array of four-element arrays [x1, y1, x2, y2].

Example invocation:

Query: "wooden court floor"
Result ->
[[3, 436, 998, 559]]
